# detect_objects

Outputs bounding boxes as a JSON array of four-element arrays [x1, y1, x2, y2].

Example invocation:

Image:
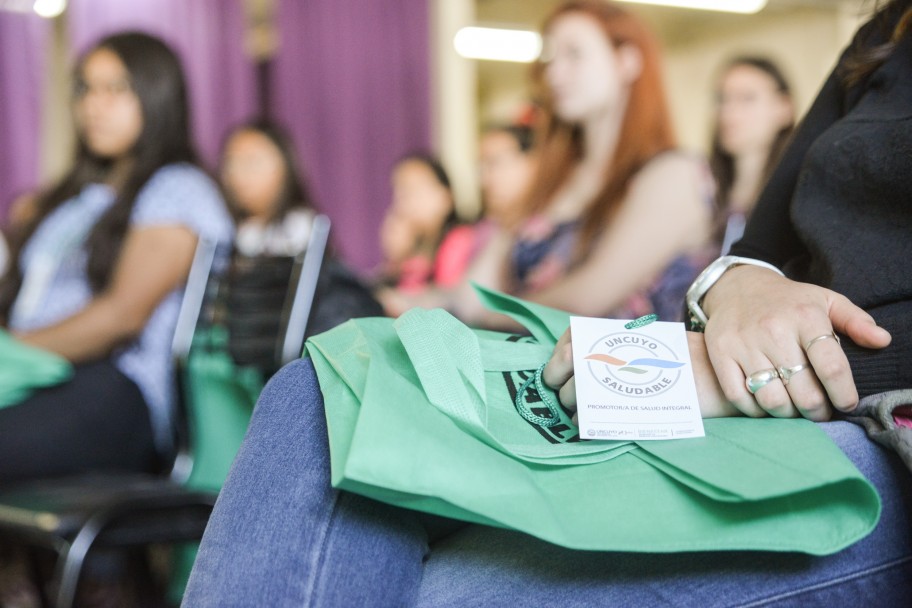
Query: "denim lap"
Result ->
[[183, 358, 430, 607], [184, 358, 912, 608]]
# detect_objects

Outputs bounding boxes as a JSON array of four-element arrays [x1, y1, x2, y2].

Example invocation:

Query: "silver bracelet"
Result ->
[[685, 255, 784, 331]]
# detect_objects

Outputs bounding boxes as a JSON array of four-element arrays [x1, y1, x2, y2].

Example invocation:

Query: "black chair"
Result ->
[[0, 239, 218, 606], [222, 213, 381, 373], [0, 220, 329, 607], [222, 214, 333, 376]]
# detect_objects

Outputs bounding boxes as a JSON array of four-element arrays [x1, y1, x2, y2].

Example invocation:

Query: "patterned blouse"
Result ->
[[510, 158, 717, 322], [9, 163, 234, 447]]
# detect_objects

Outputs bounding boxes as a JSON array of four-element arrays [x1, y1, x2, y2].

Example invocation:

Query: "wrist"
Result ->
[[701, 265, 755, 318], [686, 255, 783, 331]]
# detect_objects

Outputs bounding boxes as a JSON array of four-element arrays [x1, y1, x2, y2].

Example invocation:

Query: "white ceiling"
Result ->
[[476, 0, 864, 40]]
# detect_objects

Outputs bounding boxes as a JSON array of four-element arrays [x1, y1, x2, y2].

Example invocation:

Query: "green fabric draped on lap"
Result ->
[[0, 328, 73, 408], [304, 286, 881, 555]]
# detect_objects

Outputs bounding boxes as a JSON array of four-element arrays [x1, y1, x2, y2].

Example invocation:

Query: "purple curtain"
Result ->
[[0, 11, 48, 224], [67, 0, 255, 166], [274, 0, 431, 272]]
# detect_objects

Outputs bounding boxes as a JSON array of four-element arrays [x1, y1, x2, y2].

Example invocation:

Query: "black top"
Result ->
[[730, 4, 912, 397]]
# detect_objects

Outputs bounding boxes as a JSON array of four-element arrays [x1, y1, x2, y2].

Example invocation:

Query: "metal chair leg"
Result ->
[[53, 512, 110, 608]]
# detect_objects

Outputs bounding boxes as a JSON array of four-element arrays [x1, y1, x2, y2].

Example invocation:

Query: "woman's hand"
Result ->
[[542, 327, 739, 422], [375, 286, 415, 318], [375, 285, 454, 319], [701, 265, 892, 421]]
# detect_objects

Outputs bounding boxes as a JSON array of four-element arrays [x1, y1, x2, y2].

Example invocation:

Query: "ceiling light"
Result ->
[[616, 0, 767, 13], [454, 27, 542, 63], [33, 0, 65, 18], [0, 1, 28, 12]]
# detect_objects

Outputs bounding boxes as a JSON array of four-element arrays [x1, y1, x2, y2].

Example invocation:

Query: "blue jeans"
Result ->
[[183, 359, 912, 607]]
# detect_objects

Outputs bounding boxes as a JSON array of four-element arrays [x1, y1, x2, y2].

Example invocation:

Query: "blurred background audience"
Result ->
[[382, 0, 712, 326], [377, 124, 536, 307], [439, 124, 537, 289], [0, 0, 866, 277]]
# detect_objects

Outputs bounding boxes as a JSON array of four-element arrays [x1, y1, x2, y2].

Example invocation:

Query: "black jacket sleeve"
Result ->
[[728, 8, 898, 267], [728, 58, 848, 267]]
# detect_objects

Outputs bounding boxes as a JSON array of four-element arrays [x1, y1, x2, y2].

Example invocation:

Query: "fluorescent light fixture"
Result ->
[[33, 0, 65, 18], [454, 27, 542, 63], [0, 0, 32, 13], [616, 0, 767, 13]]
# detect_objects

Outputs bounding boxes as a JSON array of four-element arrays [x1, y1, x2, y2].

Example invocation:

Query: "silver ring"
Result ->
[[746, 368, 780, 394], [777, 363, 808, 386], [804, 332, 840, 352]]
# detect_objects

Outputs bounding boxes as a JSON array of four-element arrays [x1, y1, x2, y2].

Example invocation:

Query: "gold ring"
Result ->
[[804, 332, 841, 352]]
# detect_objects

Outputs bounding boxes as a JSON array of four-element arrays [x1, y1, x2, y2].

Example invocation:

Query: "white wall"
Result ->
[[431, 0, 480, 218], [663, 8, 864, 154], [41, 17, 74, 185]]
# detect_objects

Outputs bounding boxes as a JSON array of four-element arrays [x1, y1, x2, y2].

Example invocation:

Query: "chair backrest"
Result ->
[[222, 214, 332, 374], [278, 214, 331, 365], [168, 238, 219, 484], [172, 218, 332, 489]]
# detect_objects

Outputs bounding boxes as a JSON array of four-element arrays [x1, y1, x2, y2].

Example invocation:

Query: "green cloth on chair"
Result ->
[[183, 326, 264, 492], [169, 325, 265, 604], [0, 328, 73, 408]]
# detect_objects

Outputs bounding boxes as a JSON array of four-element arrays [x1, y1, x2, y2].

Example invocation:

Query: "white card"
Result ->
[[570, 316, 704, 441]]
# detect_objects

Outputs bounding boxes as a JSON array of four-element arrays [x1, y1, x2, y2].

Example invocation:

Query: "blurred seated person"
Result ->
[[380, 1, 713, 326], [478, 124, 535, 228], [710, 57, 795, 253], [376, 153, 460, 292], [220, 120, 316, 257], [218, 120, 382, 373], [0, 32, 233, 485], [428, 124, 537, 295], [378, 127, 535, 308]]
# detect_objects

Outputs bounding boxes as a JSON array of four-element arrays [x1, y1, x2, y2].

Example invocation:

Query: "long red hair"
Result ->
[[523, 0, 676, 259]]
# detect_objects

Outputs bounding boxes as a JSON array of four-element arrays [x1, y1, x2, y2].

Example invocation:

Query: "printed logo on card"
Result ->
[[584, 332, 686, 398]]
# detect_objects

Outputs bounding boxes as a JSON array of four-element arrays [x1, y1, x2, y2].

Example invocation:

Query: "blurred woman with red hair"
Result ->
[[380, 0, 712, 325]]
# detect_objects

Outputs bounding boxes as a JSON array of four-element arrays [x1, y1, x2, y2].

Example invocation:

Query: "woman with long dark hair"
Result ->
[[217, 119, 383, 373], [0, 32, 232, 483], [376, 152, 459, 292], [219, 119, 316, 257], [710, 56, 795, 252], [381, 1, 712, 326]]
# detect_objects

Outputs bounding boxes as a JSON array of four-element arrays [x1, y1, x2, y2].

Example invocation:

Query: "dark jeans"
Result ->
[[0, 360, 157, 485]]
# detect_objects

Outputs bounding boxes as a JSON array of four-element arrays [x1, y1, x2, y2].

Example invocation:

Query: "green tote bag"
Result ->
[[304, 287, 880, 555]]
